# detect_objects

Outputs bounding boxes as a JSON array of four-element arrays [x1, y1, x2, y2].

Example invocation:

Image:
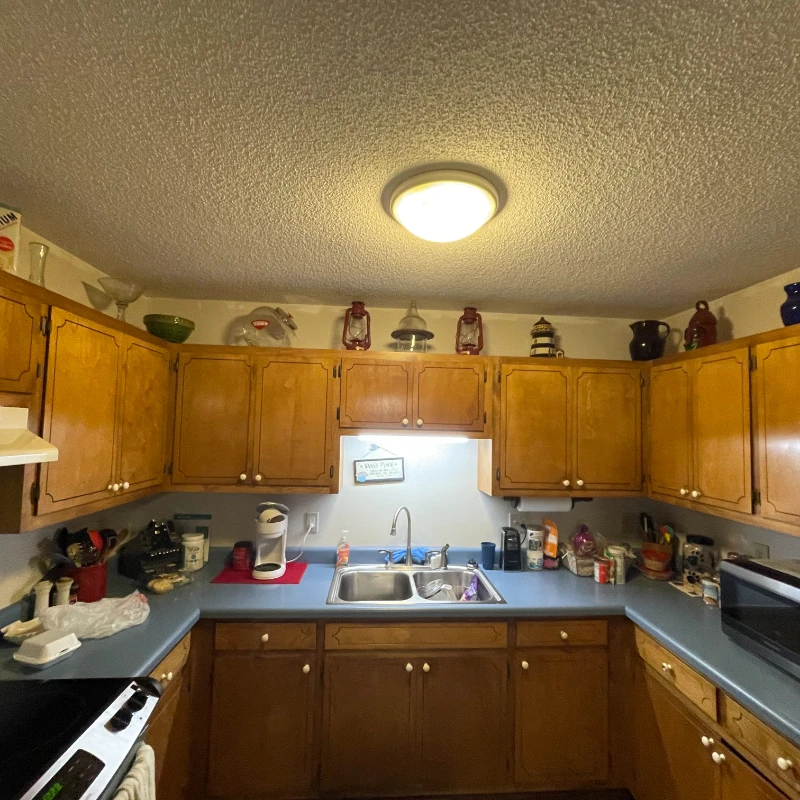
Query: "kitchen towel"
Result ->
[[114, 743, 155, 800], [211, 561, 308, 585]]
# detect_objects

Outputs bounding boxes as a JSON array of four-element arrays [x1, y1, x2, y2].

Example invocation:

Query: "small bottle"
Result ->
[[55, 577, 74, 606], [336, 533, 350, 567], [34, 580, 53, 618]]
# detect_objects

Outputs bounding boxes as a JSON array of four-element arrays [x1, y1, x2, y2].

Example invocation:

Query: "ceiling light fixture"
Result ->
[[389, 169, 499, 243]]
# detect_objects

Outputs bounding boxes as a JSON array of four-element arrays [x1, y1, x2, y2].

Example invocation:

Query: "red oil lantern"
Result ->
[[456, 306, 483, 354], [342, 301, 371, 350]]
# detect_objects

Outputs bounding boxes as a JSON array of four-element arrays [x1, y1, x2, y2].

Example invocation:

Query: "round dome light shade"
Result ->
[[389, 170, 499, 243]]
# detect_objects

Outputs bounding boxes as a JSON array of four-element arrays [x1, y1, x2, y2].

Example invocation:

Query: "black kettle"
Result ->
[[629, 320, 670, 361]]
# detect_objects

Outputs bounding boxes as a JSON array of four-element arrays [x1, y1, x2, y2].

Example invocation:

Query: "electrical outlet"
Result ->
[[750, 542, 770, 560], [304, 512, 320, 534]]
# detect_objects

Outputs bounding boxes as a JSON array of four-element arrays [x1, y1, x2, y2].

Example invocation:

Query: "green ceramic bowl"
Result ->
[[143, 314, 195, 343]]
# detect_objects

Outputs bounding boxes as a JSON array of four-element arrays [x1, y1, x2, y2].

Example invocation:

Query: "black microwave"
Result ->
[[720, 558, 800, 681]]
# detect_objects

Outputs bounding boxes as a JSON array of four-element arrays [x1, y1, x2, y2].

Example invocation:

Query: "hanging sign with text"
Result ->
[[353, 457, 405, 484]]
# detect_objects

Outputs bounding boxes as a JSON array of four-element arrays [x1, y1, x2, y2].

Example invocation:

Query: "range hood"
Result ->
[[0, 408, 59, 467]]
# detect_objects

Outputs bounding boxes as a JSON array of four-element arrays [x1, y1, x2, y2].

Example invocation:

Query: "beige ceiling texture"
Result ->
[[0, 0, 798, 317]]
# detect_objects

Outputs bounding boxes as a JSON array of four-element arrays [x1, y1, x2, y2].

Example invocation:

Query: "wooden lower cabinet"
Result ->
[[717, 741, 788, 800], [209, 652, 317, 798], [147, 672, 192, 800], [515, 646, 609, 787]]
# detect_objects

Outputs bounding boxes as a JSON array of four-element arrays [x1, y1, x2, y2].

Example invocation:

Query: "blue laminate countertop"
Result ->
[[1, 548, 799, 750]]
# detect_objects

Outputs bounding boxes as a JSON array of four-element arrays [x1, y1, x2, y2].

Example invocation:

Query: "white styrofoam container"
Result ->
[[13, 629, 81, 668]]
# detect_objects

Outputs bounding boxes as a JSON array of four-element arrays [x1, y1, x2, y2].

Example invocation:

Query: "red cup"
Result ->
[[67, 562, 108, 602], [232, 541, 253, 572]]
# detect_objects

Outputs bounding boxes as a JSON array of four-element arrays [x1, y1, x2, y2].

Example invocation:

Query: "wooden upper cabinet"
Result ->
[[118, 339, 171, 492], [253, 355, 335, 486], [499, 363, 572, 490], [0, 284, 46, 393], [574, 366, 642, 491], [755, 336, 800, 525], [173, 354, 253, 484], [649, 362, 693, 499], [415, 361, 486, 432], [691, 349, 752, 513], [339, 358, 414, 429], [38, 309, 124, 514]]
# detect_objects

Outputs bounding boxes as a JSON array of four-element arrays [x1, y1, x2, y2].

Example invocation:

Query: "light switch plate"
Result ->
[[304, 512, 320, 534], [750, 542, 770, 560]]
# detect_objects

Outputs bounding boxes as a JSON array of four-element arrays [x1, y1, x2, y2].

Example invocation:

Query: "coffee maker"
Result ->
[[252, 502, 289, 580]]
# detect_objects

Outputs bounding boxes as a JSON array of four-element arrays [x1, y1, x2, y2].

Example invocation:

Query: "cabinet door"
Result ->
[[147, 672, 192, 800], [691, 349, 752, 513], [650, 362, 693, 499], [419, 652, 508, 794], [209, 653, 317, 798], [0, 284, 45, 393], [499, 364, 572, 490], [38, 309, 124, 514], [339, 358, 414, 429], [415, 361, 486, 432], [173, 354, 253, 484], [755, 337, 800, 525], [253, 356, 335, 487], [322, 654, 415, 795], [574, 366, 642, 491], [117, 338, 171, 492], [633, 669, 717, 800], [515, 647, 608, 786], [718, 741, 787, 800]]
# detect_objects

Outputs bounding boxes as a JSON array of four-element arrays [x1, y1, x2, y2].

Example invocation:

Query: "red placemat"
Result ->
[[211, 561, 308, 585]]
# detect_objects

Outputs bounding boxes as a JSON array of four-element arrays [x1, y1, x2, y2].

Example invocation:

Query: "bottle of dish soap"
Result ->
[[336, 533, 350, 567]]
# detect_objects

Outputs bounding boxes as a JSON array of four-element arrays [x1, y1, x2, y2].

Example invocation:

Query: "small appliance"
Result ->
[[682, 534, 717, 587], [0, 678, 160, 800], [253, 502, 289, 580], [118, 520, 181, 581], [720, 558, 800, 681], [501, 526, 527, 571]]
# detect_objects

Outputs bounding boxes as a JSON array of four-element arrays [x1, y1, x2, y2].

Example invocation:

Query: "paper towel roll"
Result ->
[[515, 497, 574, 513]]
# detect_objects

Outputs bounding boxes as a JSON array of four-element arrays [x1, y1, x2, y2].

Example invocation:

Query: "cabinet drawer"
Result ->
[[324, 622, 508, 650], [149, 632, 191, 683], [516, 620, 607, 647], [720, 694, 800, 795], [214, 622, 316, 651], [635, 628, 717, 720]]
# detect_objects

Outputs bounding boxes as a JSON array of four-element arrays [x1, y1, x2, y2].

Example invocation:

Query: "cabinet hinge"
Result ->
[[39, 315, 51, 336], [640, 375, 649, 387], [484, 411, 487, 424], [753, 489, 761, 507], [749, 355, 758, 372], [330, 465, 334, 479], [172, 357, 179, 373], [497, 370, 501, 384], [484, 369, 487, 383], [496, 468, 501, 482], [165, 462, 173, 477], [336, 406, 340, 421], [30, 482, 40, 504], [36, 363, 42, 379]]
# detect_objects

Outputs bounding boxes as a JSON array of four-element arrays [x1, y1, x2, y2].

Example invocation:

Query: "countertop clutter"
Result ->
[[1, 548, 799, 752]]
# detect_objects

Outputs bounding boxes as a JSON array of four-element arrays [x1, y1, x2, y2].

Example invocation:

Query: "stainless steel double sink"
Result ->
[[327, 564, 505, 605]]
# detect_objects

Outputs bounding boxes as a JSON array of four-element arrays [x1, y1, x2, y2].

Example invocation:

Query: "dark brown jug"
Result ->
[[683, 301, 717, 349], [629, 320, 671, 361]]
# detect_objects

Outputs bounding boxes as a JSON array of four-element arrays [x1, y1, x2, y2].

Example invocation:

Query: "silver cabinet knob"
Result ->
[[562, 479, 571, 487], [680, 488, 689, 495], [121, 480, 130, 490], [416, 418, 423, 427], [422, 663, 430, 673], [701, 736, 714, 748], [521, 660, 529, 670], [254, 474, 262, 482], [711, 752, 726, 765], [576, 479, 585, 487], [560, 631, 569, 641], [405, 663, 413, 672], [239, 473, 248, 481], [401, 418, 409, 427], [261, 633, 270, 643], [302, 664, 311, 675], [691, 490, 702, 498], [777, 757, 794, 771]]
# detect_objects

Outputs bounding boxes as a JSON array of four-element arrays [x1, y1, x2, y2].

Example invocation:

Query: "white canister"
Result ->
[[527, 526, 545, 571], [55, 577, 73, 606], [182, 533, 205, 571], [606, 545, 629, 585]]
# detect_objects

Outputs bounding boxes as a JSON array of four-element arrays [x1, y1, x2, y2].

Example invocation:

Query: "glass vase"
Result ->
[[28, 242, 49, 287]]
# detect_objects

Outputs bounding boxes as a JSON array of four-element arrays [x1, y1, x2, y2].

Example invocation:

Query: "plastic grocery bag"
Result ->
[[40, 591, 150, 639]]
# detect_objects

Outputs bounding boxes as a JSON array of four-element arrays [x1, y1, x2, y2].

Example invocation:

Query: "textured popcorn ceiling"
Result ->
[[0, 1, 798, 317]]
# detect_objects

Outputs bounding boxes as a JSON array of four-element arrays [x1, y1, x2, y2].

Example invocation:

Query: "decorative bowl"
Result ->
[[143, 314, 195, 343]]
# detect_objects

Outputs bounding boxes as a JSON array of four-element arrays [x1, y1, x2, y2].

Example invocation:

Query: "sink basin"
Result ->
[[327, 564, 505, 605], [336, 569, 414, 602]]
